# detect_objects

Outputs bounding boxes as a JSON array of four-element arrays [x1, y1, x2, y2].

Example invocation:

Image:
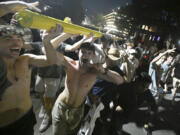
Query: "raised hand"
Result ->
[[115, 105, 123, 112], [10, 15, 19, 26], [25, 1, 41, 12], [4, 1, 41, 13], [83, 32, 94, 41], [43, 24, 64, 42], [167, 48, 176, 53], [120, 50, 128, 61], [93, 63, 107, 74]]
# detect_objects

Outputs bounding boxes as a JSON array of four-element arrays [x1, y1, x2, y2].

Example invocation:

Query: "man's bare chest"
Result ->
[[7, 60, 31, 83], [67, 71, 97, 90]]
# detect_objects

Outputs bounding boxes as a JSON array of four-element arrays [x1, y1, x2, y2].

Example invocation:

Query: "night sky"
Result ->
[[83, 0, 131, 15]]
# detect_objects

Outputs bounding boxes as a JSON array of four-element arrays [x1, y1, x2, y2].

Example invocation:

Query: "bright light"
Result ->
[[178, 40, 180, 45], [157, 36, 160, 41]]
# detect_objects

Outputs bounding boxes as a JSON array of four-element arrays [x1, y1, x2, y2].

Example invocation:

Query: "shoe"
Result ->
[[39, 113, 52, 133], [39, 106, 45, 119]]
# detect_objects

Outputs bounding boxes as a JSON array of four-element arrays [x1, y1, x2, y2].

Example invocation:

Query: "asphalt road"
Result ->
[[31, 92, 180, 135]]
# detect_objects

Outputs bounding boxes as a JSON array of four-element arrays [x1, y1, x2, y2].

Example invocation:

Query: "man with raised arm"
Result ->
[[148, 48, 176, 103], [0, 24, 63, 135], [51, 38, 125, 135]]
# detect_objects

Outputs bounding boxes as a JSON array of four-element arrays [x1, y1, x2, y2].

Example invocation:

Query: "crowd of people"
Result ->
[[0, 1, 180, 135]]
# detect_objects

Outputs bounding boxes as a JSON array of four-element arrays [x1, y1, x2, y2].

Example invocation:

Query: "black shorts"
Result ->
[[0, 107, 36, 135]]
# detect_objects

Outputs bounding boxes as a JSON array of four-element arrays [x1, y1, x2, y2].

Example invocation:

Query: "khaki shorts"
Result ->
[[173, 77, 180, 89], [52, 100, 84, 135]]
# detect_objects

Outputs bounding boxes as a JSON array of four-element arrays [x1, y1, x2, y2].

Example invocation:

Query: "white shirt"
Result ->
[[91, 43, 105, 64], [77, 103, 104, 135]]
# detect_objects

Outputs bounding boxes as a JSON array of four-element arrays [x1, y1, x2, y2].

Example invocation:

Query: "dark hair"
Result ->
[[0, 25, 24, 37], [167, 53, 174, 58], [101, 34, 113, 44], [79, 42, 95, 53], [175, 54, 180, 63], [135, 72, 152, 84]]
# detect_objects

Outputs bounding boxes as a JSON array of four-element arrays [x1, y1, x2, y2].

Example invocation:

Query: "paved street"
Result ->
[[122, 93, 180, 135], [32, 92, 180, 135], [32, 97, 52, 135]]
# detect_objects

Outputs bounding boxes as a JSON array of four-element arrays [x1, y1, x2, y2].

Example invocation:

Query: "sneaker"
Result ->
[[39, 113, 51, 133], [39, 106, 45, 119]]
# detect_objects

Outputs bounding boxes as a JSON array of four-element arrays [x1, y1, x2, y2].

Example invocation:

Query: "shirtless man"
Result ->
[[52, 42, 124, 135], [0, 24, 63, 135]]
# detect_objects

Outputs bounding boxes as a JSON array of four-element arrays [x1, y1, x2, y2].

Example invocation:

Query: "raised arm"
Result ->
[[99, 68, 124, 85], [51, 33, 93, 52], [0, 1, 41, 17], [151, 48, 176, 64], [65, 34, 93, 52], [95, 64, 124, 85], [121, 51, 131, 82], [50, 33, 72, 49], [26, 24, 63, 67]]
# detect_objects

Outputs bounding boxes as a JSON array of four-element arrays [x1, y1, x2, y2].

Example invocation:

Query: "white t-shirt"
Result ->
[[77, 103, 104, 135], [120, 58, 139, 80], [91, 43, 105, 64]]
